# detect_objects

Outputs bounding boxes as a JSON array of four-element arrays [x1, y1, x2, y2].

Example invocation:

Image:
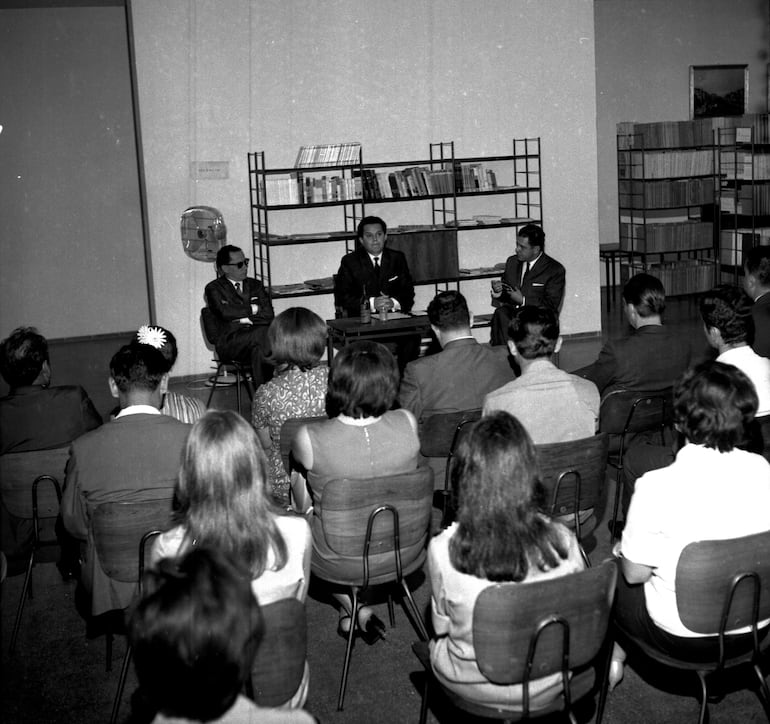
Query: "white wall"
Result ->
[[594, 0, 769, 253], [131, 0, 601, 377]]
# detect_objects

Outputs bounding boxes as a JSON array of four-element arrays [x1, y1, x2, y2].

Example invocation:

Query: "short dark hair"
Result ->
[[745, 246, 770, 287], [623, 273, 666, 318], [427, 290, 470, 330], [674, 360, 758, 452], [216, 244, 243, 270], [129, 547, 262, 721], [356, 215, 387, 239], [518, 224, 545, 250], [267, 307, 327, 370], [326, 340, 398, 418], [109, 343, 168, 394], [508, 306, 559, 359], [0, 326, 49, 387], [699, 285, 753, 346]]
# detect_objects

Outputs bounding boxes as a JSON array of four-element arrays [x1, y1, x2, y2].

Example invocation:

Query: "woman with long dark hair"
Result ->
[[428, 411, 585, 710]]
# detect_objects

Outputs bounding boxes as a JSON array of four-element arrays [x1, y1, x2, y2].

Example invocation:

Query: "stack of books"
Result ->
[[294, 143, 361, 168]]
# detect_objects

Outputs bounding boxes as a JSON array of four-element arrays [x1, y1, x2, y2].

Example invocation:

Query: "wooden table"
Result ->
[[326, 314, 431, 361]]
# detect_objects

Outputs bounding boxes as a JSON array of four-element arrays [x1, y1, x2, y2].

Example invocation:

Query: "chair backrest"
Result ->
[[320, 467, 434, 560], [675, 530, 770, 635], [599, 387, 673, 447], [0, 447, 70, 519], [91, 499, 174, 583], [419, 408, 482, 458], [279, 415, 327, 476], [250, 597, 307, 707], [200, 306, 222, 347], [473, 559, 617, 686], [535, 433, 609, 518]]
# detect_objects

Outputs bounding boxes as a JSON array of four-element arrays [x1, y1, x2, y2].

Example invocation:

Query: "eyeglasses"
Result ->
[[226, 259, 249, 269]]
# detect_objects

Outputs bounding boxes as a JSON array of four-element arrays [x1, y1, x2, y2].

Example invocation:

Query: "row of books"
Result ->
[[620, 220, 713, 253], [719, 184, 770, 215], [618, 114, 770, 149], [719, 152, 770, 180], [260, 175, 363, 205], [619, 149, 714, 179], [719, 229, 770, 266], [622, 258, 716, 296], [294, 142, 361, 168], [360, 166, 455, 200], [619, 177, 715, 208]]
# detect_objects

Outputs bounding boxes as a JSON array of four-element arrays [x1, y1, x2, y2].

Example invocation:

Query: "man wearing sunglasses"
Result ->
[[205, 245, 274, 385]]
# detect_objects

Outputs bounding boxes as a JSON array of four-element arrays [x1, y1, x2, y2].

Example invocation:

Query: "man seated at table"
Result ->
[[489, 224, 565, 346], [62, 343, 191, 618], [204, 245, 275, 386], [0, 326, 102, 577], [334, 215, 418, 370]]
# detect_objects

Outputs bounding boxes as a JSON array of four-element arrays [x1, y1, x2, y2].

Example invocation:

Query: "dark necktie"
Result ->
[[235, 282, 242, 296], [373, 257, 381, 290], [520, 262, 530, 285]]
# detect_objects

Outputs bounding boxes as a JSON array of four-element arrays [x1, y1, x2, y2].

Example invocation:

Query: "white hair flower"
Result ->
[[137, 325, 167, 350]]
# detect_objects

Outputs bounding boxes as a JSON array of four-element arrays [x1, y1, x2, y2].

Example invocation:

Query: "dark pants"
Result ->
[[217, 324, 272, 386], [490, 304, 516, 346]]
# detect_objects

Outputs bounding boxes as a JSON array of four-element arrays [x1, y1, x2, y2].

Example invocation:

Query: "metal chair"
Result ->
[[89, 499, 173, 673], [109, 529, 162, 724], [200, 306, 254, 415], [535, 433, 610, 565], [312, 466, 434, 710], [413, 559, 618, 723], [419, 409, 481, 527], [0, 447, 69, 653], [603, 530, 770, 724], [599, 387, 673, 538], [246, 597, 308, 707]]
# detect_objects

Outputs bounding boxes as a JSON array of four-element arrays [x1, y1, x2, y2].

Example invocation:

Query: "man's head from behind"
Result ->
[[216, 245, 248, 283], [699, 284, 753, 349], [108, 343, 168, 407], [622, 273, 665, 325], [744, 246, 770, 298], [428, 290, 471, 344], [129, 547, 262, 722], [507, 305, 561, 362], [0, 326, 50, 388]]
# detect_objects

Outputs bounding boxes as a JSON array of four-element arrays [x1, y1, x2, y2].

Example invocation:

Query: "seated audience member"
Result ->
[[291, 341, 420, 643], [610, 361, 770, 690], [483, 306, 599, 442], [129, 547, 315, 724], [152, 409, 311, 707], [252, 308, 329, 504], [0, 326, 101, 576], [574, 273, 696, 395], [399, 290, 513, 422], [744, 245, 770, 358], [700, 284, 770, 415], [623, 284, 770, 513], [61, 343, 191, 617], [428, 412, 585, 710], [205, 244, 275, 386], [489, 223, 566, 346], [135, 325, 207, 424]]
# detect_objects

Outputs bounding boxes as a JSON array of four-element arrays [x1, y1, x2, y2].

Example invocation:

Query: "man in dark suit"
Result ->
[[61, 344, 191, 617], [744, 246, 770, 358], [334, 216, 418, 370], [573, 273, 697, 396], [334, 215, 415, 317], [399, 290, 513, 422], [490, 224, 566, 345], [0, 326, 102, 576], [204, 245, 274, 385]]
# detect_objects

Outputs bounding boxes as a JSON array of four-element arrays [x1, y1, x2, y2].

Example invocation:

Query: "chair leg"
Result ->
[[9, 551, 34, 653], [206, 362, 225, 408], [400, 580, 430, 641], [595, 638, 613, 724], [609, 467, 624, 540], [419, 672, 430, 724], [696, 672, 709, 724], [387, 592, 395, 627], [337, 588, 359, 711], [752, 662, 770, 720], [110, 643, 132, 724]]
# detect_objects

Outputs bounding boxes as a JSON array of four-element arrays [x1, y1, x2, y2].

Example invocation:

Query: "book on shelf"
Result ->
[[294, 142, 361, 168]]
